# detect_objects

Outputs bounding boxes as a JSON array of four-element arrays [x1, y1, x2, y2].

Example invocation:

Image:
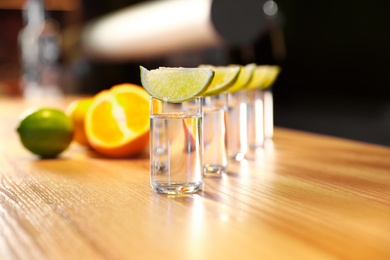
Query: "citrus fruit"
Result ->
[[65, 97, 93, 147], [198, 65, 240, 96], [245, 65, 270, 90], [16, 108, 74, 158], [262, 65, 281, 89], [227, 63, 256, 93], [85, 83, 150, 157], [140, 66, 214, 102]]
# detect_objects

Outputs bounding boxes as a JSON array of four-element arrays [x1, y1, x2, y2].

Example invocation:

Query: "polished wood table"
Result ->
[[1, 96, 390, 260]]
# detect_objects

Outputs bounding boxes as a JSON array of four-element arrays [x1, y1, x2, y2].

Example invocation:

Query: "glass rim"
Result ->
[[150, 96, 202, 116], [149, 96, 202, 103]]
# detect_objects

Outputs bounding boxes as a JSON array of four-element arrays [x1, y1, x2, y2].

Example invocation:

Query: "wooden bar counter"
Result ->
[[1, 96, 390, 259]]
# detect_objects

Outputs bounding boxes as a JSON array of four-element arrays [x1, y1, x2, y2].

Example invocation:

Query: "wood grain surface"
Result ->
[[1, 96, 390, 260]]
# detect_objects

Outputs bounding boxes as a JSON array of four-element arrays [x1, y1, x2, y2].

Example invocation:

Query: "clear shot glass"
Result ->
[[150, 97, 203, 194], [227, 91, 249, 161], [244, 88, 266, 161], [202, 93, 228, 177], [263, 89, 274, 140], [247, 88, 265, 150]]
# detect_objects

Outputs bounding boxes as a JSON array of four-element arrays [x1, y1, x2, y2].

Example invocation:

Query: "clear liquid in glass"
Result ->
[[263, 89, 274, 140], [150, 113, 203, 194], [227, 92, 248, 161], [247, 89, 264, 150], [203, 95, 228, 176]]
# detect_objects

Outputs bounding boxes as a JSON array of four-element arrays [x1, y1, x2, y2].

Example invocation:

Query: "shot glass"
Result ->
[[247, 88, 265, 150], [150, 97, 203, 194], [244, 88, 266, 161], [227, 91, 249, 161], [202, 93, 228, 177], [263, 89, 274, 140]]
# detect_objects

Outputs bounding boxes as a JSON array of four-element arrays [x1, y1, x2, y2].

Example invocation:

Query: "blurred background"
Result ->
[[1, 0, 389, 146]]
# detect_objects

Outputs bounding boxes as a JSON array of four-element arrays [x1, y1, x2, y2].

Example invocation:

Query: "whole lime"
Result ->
[[16, 108, 74, 158]]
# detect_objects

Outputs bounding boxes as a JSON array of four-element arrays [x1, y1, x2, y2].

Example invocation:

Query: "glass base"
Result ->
[[249, 143, 264, 150], [244, 149, 264, 161], [203, 165, 227, 177], [229, 152, 246, 162], [151, 181, 203, 194]]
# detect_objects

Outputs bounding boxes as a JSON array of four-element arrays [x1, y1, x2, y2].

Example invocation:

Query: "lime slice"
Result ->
[[140, 66, 214, 102], [227, 63, 256, 93], [262, 65, 281, 89], [198, 65, 240, 96], [245, 65, 270, 90]]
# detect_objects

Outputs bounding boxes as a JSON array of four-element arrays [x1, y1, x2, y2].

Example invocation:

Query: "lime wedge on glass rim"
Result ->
[[262, 65, 281, 89], [198, 65, 240, 96], [245, 65, 270, 90], [140, 66, 214, 103], [227, 63, 256, 93]]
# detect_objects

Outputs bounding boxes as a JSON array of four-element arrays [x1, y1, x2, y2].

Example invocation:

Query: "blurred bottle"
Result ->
[[18, 0, 62, 99]]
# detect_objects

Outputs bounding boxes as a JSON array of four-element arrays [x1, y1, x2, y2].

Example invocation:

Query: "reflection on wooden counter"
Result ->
[[1, 97, 390, 259]]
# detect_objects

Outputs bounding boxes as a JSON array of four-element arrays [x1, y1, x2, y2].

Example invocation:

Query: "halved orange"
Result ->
[[85, 83, 150, 157]]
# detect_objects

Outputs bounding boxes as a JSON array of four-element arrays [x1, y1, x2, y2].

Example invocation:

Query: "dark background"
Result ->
[[1, 0, 390, 146], [273, 0, 390, 146]]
